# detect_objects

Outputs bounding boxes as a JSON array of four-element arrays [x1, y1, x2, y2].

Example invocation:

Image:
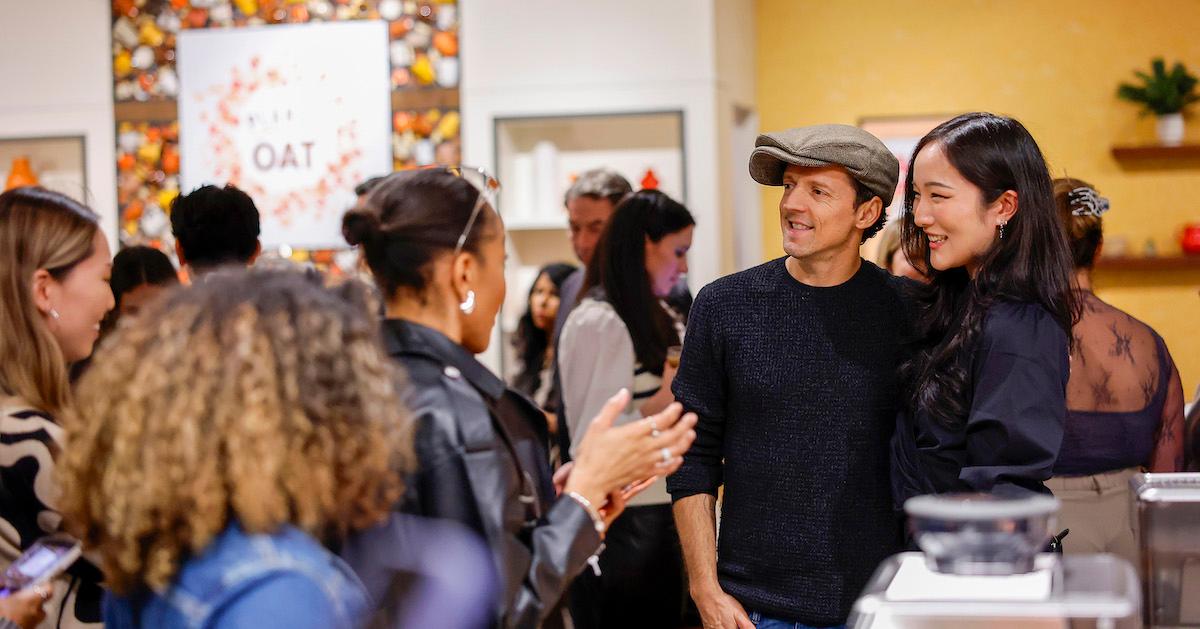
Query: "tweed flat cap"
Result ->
[[749, 124, 900, 206]]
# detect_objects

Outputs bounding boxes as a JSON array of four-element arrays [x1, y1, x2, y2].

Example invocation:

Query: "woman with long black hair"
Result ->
[[891, 112, 1079, 502], [559, 189, 695, 628], [511, 262, 576, 408]]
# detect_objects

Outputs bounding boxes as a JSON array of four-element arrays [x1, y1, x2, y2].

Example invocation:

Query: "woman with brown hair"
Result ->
[[1047, 177, 1184, 562], [341, 168, 698, 629], [0, 186, 114, 628], [59, 269, 413, 627]]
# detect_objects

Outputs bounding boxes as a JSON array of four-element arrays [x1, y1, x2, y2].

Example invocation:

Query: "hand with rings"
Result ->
[[564, 389, 698, 523], [0, 583, 52, 628]]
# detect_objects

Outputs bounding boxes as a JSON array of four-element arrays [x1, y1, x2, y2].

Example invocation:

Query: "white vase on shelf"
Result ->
[[509, 153, 535, 222], [532, 140, 559, 223], [1156, 112, 1185, 146]]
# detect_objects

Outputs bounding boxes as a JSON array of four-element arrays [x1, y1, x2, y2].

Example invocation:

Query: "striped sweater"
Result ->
[[0, 396, 102, 629]]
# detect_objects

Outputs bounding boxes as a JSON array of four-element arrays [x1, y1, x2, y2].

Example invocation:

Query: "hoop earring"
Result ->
[[459, 290, 476, 315]]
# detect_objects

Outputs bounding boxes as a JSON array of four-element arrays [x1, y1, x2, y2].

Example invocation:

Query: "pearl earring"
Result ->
[[459, 290, 476, 315], [49, 309, 60, 320]]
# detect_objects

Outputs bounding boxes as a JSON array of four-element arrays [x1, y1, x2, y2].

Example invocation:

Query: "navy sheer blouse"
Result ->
[[892, 301, 1070, 503]]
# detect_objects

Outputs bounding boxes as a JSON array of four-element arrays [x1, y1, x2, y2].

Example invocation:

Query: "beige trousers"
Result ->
[[1045, 467, 1140, 569]]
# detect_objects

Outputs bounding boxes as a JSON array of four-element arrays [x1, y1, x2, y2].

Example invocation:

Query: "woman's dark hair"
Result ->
[[101, 245, 180, 334], [512, 262, 576, 395], [1053, 177, 1104, 269], [170, 184, 261, 269], [898, 112, 1078, 429], [583, 190, 695, 376], [342, 169, 499, 299], [111, 246, 178, 305]]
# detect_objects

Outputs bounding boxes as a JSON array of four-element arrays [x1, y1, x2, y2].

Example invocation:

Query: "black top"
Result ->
[[1055, 292, 1182, 475], [891, 301, 1070, 502], [0, 399, 104, 627], [354, 319, 601, 629], [666, 258, 911, 626]]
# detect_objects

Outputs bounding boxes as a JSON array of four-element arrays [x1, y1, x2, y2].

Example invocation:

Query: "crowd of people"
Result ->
[[0, 111, 1196, 629]]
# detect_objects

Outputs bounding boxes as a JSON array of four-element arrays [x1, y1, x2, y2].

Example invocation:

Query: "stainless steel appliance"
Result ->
[[1132, 472, 1200, 628], [849, 493, 1140, 628]]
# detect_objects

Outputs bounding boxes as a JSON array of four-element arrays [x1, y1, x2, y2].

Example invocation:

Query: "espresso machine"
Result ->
[[849, 493, 1140, 629]]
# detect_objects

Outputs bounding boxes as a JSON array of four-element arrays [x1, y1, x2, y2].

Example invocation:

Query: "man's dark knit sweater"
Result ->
[[667, 257, 911, 626]]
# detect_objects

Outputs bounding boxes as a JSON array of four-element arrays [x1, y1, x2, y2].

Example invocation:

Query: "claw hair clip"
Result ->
[[1068, 187, 1110, 217]]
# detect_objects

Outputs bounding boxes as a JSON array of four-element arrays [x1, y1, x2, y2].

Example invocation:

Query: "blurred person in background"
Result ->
[[169, 184, 261, 279], [102, 245, 178, 326], [71, 245, 178, 381], [511, 262, 576, 409], [559, 190, 695, 628], [61, 270, 412, 628], [873, 221, 927, 282], [0, 186, 113, 628], [1046, 177, 1184, 562]]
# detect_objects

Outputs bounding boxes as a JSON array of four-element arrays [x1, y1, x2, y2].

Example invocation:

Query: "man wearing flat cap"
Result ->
[[668, 125, 913, 629]]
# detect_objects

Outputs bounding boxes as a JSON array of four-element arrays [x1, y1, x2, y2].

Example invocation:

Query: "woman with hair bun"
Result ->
[[341, 168, 698, 629], [1045, 177, 1183, 563]]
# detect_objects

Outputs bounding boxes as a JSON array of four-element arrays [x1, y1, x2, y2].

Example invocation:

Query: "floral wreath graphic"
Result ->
[[195, 55, 363, 229]]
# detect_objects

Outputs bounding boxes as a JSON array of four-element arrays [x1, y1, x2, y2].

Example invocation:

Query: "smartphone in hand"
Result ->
[[0, 535, 81, 597]]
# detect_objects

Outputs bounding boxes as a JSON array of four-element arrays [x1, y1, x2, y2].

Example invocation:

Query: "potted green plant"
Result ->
[[1117, 58, 1199, 146]]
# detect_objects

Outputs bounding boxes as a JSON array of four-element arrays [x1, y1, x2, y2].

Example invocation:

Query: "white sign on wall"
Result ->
[[178, 21, 391, 249]]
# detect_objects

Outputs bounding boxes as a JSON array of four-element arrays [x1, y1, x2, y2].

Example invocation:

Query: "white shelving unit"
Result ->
[[492, 112, 687, 378], [460, 0, 758, 375]]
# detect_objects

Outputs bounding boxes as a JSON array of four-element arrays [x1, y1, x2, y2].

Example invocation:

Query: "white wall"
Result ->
[[714, 0, 761, 271], [460, 0, 727, 288], [460, 0, 765, 371], [0, 0, 117, 249]]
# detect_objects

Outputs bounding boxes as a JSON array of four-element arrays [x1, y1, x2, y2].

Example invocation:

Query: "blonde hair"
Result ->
[[0, 187, 99, 415], [60, 269, 413, 594], [873, 220, 904, 270]]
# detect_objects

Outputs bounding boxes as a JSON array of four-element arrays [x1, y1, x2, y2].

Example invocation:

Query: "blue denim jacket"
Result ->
[[103, 523, 368, 628]]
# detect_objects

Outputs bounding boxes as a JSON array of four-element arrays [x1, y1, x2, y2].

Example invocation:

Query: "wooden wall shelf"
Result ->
[[1094, 255, 1200, 272], [114, 99, 178, 123], [1111, 144, 1200, 160], [114, 88, 460, 123]]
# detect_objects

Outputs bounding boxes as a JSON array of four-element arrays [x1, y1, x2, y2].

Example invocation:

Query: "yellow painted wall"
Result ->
[[756, 0, 1200, 395]]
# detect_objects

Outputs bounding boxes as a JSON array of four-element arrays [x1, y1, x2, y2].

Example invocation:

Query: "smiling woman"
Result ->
[[892, 112, 1079, 503], [0, 186, 113, 628]]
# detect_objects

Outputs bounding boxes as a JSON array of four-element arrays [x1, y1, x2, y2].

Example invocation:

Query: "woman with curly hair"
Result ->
[[0, 186, 114, 628], [59, 269, 414, 628], [891, 113, 1079, 502]]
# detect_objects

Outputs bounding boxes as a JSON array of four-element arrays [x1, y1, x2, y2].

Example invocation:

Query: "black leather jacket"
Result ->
[[375, 319, 602, 629]]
